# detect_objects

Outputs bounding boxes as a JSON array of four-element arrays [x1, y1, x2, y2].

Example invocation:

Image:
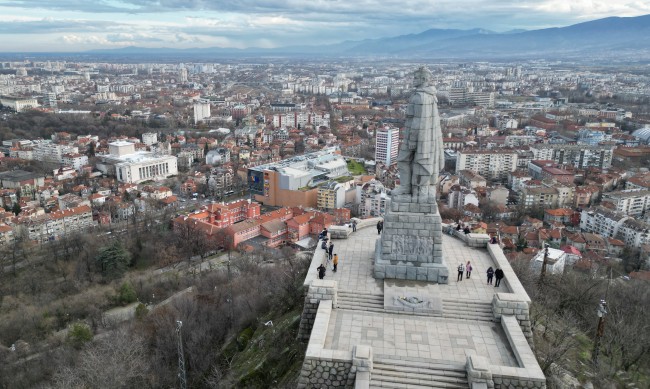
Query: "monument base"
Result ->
[[374, 200, 448, 284]]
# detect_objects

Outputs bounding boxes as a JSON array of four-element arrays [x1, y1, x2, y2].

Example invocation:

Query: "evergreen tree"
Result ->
[[87, 141, 96, 157], [95, 241, 131, 279]]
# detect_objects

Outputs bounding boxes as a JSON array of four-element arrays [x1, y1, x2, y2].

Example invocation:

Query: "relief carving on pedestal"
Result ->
[[392, 235, 433, 257]]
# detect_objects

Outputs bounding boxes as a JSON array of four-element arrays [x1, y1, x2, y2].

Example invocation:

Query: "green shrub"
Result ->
[[117, 282, 137, 305], [135, 303, 149, 321], [68, 322, 93, 349]]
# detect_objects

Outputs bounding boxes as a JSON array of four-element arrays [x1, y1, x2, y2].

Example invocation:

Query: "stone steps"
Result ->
[[442, 299, 494, 322], [337, 290, 385, 312], [337, 302, 385, 312], [370, 358, 469, 388]]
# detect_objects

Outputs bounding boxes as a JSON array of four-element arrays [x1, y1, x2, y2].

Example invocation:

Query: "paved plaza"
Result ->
[[324, 310, 517, 367], [319, 226, 518, 368], [323, 227, 510, 301]]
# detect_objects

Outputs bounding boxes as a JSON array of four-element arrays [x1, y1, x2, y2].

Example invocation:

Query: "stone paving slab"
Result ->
[[324, 309, 517, 367]]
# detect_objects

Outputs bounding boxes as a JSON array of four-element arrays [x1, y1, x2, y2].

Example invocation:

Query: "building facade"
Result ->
[[530, 144, 614, 169], [317, 181, 345, 210], [375, 127, 400, 166], [456, 150, 518, 181], [601, 189, 650, 217]]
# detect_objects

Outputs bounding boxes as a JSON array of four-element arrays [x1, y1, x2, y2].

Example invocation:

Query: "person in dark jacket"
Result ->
[[328, 243, 335, 260], [317, 264, 326, 279], [377, 221, 383, 234], [494, 268, 504, 287], [486, 267, 494, 285]]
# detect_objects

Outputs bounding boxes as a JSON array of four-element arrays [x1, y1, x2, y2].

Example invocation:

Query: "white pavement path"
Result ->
[[319, 226, 518, 368]]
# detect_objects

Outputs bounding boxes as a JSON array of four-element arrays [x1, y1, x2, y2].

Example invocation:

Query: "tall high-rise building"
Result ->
[[375, 127, 400, 166], [193, 100, 211, 124], [179, 67, 188, 83], [45, 92, 57, 108]]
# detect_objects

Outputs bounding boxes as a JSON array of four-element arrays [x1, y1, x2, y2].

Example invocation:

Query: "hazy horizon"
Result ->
[[0, 1, 649, 52]]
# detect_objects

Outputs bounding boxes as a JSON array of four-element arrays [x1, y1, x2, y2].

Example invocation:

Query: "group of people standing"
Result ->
[[457, 261, 504, 286], [317, 228, 339, 280], [486, 266, 504, 286]]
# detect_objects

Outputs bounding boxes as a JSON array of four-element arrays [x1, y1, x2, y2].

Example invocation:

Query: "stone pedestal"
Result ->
[[374, 200, 448, 283]]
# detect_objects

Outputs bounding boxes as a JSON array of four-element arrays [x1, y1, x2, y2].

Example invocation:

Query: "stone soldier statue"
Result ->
[[393, 66, 445, 204]]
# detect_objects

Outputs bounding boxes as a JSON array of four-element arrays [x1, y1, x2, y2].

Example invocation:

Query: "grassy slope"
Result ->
[[226, 309, 306, 388]]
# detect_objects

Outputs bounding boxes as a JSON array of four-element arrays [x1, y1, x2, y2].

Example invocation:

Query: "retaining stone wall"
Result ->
[[466, 355, 494, 389], [297, 300, 355, 389], [329, 225, 351, 239], [466, 317, 547, 389], [298, 358, 354, 388], [298, 280, 338, 341], [303, 241, 330, 288], [350, 217, 383, 232], [492, 294, 533, 344], [486, 242, 534, 346], [449, 228, 491, 248], [491, 316, 546, 389]]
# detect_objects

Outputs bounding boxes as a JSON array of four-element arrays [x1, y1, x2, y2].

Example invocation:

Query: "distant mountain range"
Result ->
[[89, 14, 650, 59]]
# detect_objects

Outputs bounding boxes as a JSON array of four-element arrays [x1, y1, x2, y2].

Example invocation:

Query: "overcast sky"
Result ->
[[1, 0, 649, 52]]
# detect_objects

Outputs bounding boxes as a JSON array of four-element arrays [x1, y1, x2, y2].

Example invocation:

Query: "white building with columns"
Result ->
[[97, 141, 177, 183]]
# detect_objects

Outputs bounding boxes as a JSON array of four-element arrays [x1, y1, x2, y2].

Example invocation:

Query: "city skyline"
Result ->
[[0, 0, 649, 52]]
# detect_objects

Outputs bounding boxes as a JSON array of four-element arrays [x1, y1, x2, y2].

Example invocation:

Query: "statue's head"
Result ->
[[413, 67, 433, 87]]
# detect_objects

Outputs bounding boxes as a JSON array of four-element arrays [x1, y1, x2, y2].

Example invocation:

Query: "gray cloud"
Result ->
[[2, 0, 141, 13], [5, 0, 648, 25], [0, 18, 122, 34]]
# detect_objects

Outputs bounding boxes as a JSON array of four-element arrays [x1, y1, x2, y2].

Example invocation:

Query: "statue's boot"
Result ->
[[418, 185, 437, 204]]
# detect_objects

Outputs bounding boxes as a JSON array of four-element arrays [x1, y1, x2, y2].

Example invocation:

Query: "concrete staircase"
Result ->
[[337, 292, 495, 322], [337, 290, 384, 312], [442, 299, 494, 322], [370, 357, 469, 388]]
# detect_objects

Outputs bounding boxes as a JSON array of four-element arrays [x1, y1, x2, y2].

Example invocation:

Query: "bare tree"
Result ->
[[52, 327, 150, 389]]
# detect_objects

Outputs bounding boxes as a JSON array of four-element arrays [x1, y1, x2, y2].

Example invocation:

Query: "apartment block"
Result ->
[[518, 186, 558, 209], [458, 170, 487, 189], [33, 142, 79, 163], [617, 219, 650, 248], [61, 153, 89, 171], [530, 144, 614, 169], [448, 186, 479, 210], [601, 189, 650, 217], [455, 149, 518, 181], [357, 179, 389, 218], [579, 206, 629, 239], [317, 181, 345, 210], [375, 127, 400, 166], [271, 111, 330, 128], [16, 205, 95, 243]]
